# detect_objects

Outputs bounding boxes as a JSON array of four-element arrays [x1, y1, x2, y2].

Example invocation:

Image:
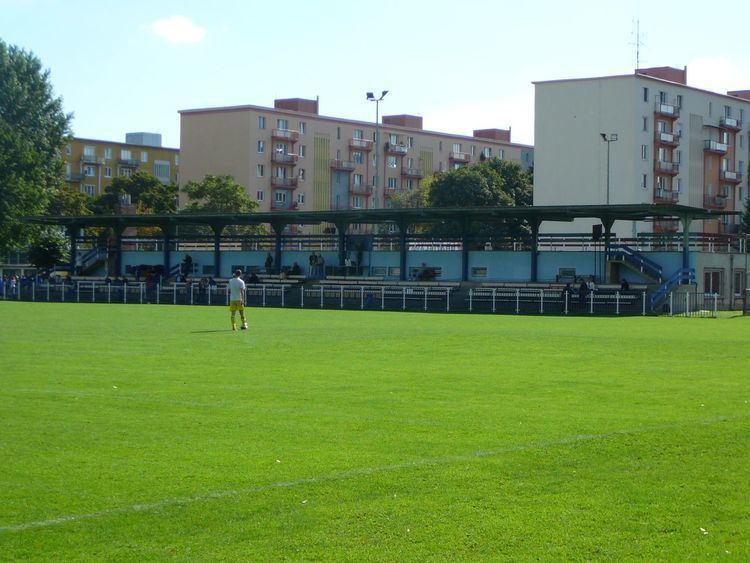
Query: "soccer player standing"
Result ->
[[227, 269, 248, 331]]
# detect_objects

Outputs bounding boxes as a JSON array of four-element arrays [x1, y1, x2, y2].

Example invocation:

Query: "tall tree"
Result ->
[[47, 184, 92, 216], [26, 228, 69, 271], [182, 174, 262, 235], [741, 197, 750, 235], [0, 40, 71, 253], [91, 170, 177, 215]]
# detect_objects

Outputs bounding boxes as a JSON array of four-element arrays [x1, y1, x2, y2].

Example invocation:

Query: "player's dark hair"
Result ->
[[235, 269, 242, 277]]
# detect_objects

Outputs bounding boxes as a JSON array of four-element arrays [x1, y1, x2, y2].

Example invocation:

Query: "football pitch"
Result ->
[[0, 302, 748, 560]]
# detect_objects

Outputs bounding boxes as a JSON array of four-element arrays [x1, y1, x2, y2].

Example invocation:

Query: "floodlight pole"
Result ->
[[367, 90, 388, 235], [601, 133, 618, 205]]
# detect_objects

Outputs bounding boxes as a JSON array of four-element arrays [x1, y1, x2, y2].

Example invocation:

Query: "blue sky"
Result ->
[[3, 0, 750, 148]]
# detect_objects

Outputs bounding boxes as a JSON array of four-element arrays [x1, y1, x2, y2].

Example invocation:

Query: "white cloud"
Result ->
[[687, 57, 750, 95], [149, 15, 206, 44]]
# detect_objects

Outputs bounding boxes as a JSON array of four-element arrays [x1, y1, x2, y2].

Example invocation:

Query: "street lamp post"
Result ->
[[600, 133, 618, 205], [367, 91, 388, 212]]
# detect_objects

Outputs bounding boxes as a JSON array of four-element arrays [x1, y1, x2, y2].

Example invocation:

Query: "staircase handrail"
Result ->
[[609, 244, 663, 279], [649, 267, 695, 309]]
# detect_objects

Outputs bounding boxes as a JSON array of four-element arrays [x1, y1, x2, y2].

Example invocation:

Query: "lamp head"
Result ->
[[366, 92, 374, 100], [381, 90, 389, 98], [600, 133, 607, 141]]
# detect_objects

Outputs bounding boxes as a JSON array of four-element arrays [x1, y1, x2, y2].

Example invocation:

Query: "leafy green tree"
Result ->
[[92, 171, 177, 215], [428, 167, 509, 208], [47, 184, 92, 216], [27, 228, 69, 271], [182, 174, 258, 213], [741, 197, 750, 235], [478, 157, 533, 207], [0, 40, 71, 253]]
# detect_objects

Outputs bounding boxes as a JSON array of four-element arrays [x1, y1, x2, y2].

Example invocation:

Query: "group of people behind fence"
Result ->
[[308, 252, 326, 279], [560, 276, 632, 311]]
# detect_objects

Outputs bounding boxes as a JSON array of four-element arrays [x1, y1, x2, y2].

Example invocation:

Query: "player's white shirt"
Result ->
[[228, 277, 246, 301]]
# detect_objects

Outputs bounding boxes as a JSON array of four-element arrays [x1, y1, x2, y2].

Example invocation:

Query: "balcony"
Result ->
[[653, 219, 679, 233], [270, 176, 298, 188], [654, 130, 681, 146], [65, 173, 84, 182], [720, 222, 740, 235], [330, 159, 357, 171], [449, 151, 471, 163], [704, 194, 727, 209], [654, 189, 679, 203], [385, 142, 408, 155], [349, 138, 373, 151], [270, 200, 298, 211], [720, 170, 743, 183], [655, 160, 679, 175], [720, 116, 742, 131], [272, 129, 299, 142], [118, 159, 140, 167], [80, 155, 101, 165], [704, 140, 728, 154], [401, 167, 424, 178], [349, 183, 373, 195], [271, 152, 298, 165], [654, 101, 680, 118]]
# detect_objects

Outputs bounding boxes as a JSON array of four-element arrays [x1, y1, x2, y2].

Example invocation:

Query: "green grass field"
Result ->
[[0, 302, 748, 560]]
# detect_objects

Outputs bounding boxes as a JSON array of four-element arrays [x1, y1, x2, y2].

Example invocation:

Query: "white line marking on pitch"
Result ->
[[1, 414, 746, 533]]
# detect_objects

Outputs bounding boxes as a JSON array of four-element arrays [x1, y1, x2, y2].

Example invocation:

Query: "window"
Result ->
[[257, 140, 265, 153], [482, 147, 492, 157], [641, 174, 648, 189], [120, 167, 133, 177], [643, 87, 649, 102], [83, 145, 96, 157], [256, 164, 264, 177], [675, 150, 682, 164], [104, 147, 112, 159], [386, 155, 397, 168], [256, 190, 264, 201], [258, 116, 266, 129], [65, 144, 71, 155], [84, 165, 95, 177], [725, 105, 732, 118], [721, 131, 729, 144], [352, 151, 363, 164], [498, 149, 504, 159], [406, 157, 414, 168], [470, 145, 476, 156], [453, 162, 462, 170], [276, 118, 287, 129], [708, 101, 713, 116], [703, 269, 723, 295], [153, 160, 170, 181], [297, 192, 305, 204], [739, 160, 745, 173], [734, 270, 745, 297], [676, 95, 683, 108], [439, 141, 443, 151], [354, 129, 363, 140], [353, 174, 363, 186], [275, 191, 287, 203], [641, 145, 648, 160], [657, 120, 667, 133], [121, 149, 132, 160], [741, 109, 745, 122], [387, 177, 397, 189], [657, 176, 668, 190], [407, 136, 414, 148], [336, 127, 341, 140], [83, 184, 95, 196], [659, 91, 667, 103], [175, 155, 179, 165], [352, 195, 362, 209], [676, 178, 682, 193], [452, 143, 461, 153], [104, 166, 112, 178], [298, 168, 305, 180], [140, 151, 148, 163], [274, 166, 286, 178], [740, 135, 744, 149], [405, 179, 414, 191], [722, 158, 729, 171], [299, 121, 306, 134], [389, 133, 397, 144], [658, 147, 667, 162], [299, 145, 306, 158], [65, 163, 71, 176], [275, 142, 285, 154], [642, 117, 648, 132]]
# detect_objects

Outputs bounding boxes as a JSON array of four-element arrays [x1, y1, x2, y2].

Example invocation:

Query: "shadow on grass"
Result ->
[[190, 329, 232, 334]]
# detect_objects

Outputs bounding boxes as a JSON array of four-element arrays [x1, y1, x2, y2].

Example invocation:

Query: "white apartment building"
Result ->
[[179, 98, 533, 232], [534, 66, 749, 236]]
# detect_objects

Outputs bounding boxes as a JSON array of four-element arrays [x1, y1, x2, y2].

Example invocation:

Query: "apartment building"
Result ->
[[179, 98, 533, 230], [63, 133, 180, 197], [534, 66, 749, 236]]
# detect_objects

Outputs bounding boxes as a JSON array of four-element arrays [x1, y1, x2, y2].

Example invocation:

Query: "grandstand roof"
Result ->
[[24, 204, 731, 229]]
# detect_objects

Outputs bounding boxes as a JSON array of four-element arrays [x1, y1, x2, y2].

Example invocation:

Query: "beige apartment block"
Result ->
[[63, 133, 180, 198], [179, 98, 533, 232], [534, 66, 750, 236]]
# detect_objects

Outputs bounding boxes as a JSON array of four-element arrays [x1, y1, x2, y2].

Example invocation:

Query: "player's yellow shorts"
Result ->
[[229, 300, 244, 312]]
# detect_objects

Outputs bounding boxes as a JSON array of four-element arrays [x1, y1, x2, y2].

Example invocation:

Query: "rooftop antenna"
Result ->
[[629, 19, 645, 69]]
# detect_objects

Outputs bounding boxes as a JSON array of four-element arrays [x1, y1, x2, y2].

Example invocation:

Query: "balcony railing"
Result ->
[[330, 159, 357, 171], [349, 183, 373, 195], [703, 195, 727, 209], [720, 170, 743, 183], [80, 155, 101, 165], [720, 116, 742, 130], [349, 138, 373, 151], [720, 223, 740, 235], [270, 200, 298, 211], [118, 159, 140, 167], [401, 167, 424, 178], [655, 160, 679, 175], [271, 152, 298, 165], [654, 101, 679, 118], [272, 129, 299, 142], [449, 151, 471, 163], [704, 140, 728, 153], [65, 173, 84, 182], [654, 189, 679, 203], [654, 131, 681, 145], [385, 143, 408, 155], [270, 177, 298, 188], [653, 219, 679, 232]]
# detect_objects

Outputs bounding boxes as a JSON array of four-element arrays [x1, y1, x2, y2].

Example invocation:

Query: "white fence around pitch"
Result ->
[[467, 288, 648, 316], [301, 284, 453, 312], [664, 292, 720, 318]]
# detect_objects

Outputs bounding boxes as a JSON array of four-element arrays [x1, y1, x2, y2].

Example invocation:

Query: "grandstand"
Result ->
[[7, 204, 743, 316]]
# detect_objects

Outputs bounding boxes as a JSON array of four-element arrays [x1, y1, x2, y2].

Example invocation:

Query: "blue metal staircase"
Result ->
[[608, 244, 663, 282], [649, 267, 696, 311]]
